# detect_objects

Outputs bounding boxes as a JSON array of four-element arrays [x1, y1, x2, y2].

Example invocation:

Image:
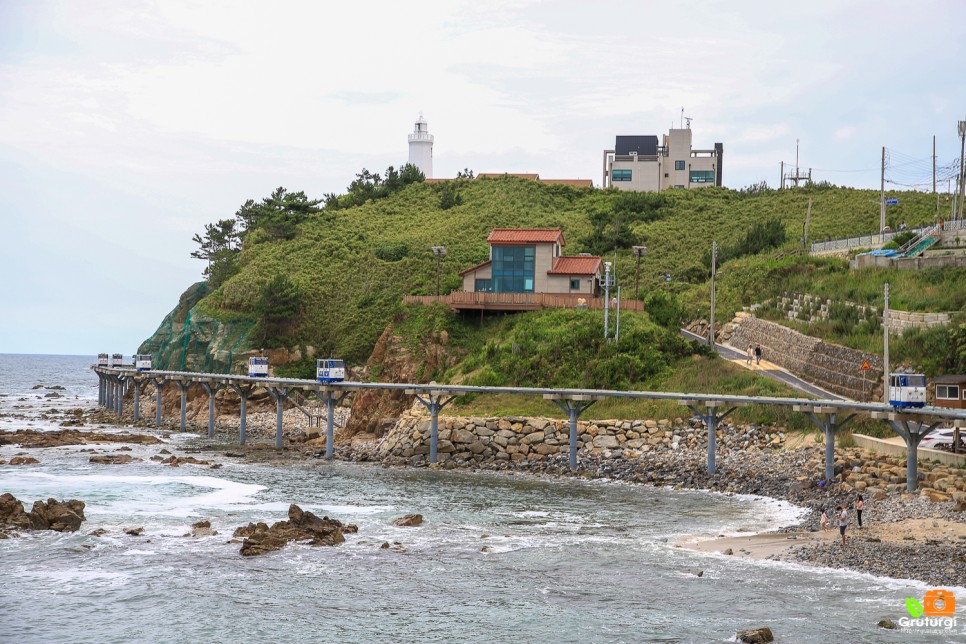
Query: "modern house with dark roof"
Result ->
[[458, 228, 601, 296], [602, 125, 722, 192]]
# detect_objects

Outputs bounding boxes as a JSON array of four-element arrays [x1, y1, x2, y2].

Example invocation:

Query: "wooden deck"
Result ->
[[402, 292, 644, 312]]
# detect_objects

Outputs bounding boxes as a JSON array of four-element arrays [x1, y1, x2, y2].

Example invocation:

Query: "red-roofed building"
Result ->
[[459, 228, 601, 296]]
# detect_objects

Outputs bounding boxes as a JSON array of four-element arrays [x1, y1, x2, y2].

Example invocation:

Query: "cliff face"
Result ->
[[138, 282, 256, 374]]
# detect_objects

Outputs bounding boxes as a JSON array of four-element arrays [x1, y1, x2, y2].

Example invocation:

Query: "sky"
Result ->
[[1, 0, 964, 355]]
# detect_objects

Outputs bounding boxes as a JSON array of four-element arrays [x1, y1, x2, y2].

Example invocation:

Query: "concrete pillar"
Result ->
[[886, 419, 939, 493], [799, 407, 856, 485], [325, 394, 336, 459], [273, 387, 289, 450], [546, 397, 596, 471], [133, 380, 140, 422], [155, 380, 164, 426], [201, 382, 223, 439], [411, 391, 457, 465], [230, 384, 254, 446], [172, 381, 189, 432], [686, 402, 740, 477], [114, 378, 124, 417], [98, 375, 105, 407]]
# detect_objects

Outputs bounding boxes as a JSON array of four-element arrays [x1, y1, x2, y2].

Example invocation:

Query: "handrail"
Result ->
[[896, 224, 938, 256]]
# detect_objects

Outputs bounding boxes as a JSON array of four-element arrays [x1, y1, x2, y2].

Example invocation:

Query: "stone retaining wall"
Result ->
[[756, 293, 950, 335], [374, 411, 785, 466], [725, 314, 881, 401]]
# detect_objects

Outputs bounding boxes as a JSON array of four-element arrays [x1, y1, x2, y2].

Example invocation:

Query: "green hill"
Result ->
[[140, 176, 963, 386]]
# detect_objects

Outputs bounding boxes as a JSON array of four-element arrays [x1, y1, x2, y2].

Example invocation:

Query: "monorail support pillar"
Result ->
[[685, 400, 740, 476], [546, 395, 599, 471], [229, 384, 256, 446], [153, 378, 165, 426], [173, 380, 191, 432], [113, 377, 125, 417], [268, 387, 290, 450], [313, 389, 353, 459], [875, 413, 940, 493], [409, 390, 457, 465], [797, 406, 857, 485], [130, 377, 141, 422], [98, 374, 106, 407], [200, 381, 225, 439]]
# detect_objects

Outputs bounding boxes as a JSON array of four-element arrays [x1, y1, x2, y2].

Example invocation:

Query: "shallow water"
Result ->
[[1, 354, 963, 643]]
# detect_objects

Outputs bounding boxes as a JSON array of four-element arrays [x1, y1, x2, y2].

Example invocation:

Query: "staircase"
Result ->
[[896, 224, 940, 258], [287, 390, 324, 428]]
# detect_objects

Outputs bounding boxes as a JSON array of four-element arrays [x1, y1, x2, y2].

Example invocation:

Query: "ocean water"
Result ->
[[1, 354, 963, 643]]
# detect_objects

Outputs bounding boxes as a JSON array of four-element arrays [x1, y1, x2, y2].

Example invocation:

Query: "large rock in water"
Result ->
[[233, 504, 350, 556], [736, 626, 774, 643], [0, 494, 86, 532]]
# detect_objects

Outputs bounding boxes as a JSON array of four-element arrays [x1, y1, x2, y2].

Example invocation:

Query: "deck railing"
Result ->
[[403, 292, 645, 311]]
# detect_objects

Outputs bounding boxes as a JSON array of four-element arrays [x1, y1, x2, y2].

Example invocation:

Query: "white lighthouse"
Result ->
[[407, 113, 433, 179]]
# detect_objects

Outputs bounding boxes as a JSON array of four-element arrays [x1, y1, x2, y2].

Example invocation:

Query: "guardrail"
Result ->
[[404, 292, 645, 311], [811, 219, 966, 254]]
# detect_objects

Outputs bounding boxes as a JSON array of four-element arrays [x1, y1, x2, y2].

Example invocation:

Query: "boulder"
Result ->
[[89, 454, 135, 465], [234, 505, 348, 556], [26, 498, 86, 532], [190, 520, 218, 537], [736, 626, 774, 643], [8, 456, 39, 465], [393, 514, 423, 527], [0, 493, 31, 529]]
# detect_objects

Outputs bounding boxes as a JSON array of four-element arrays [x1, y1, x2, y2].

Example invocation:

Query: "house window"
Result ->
[[674, 160, 685, 171], [689, 170, 715, 183], [491, 245, 535, 293], [612, 169, 632, 181], [475, 279, 492, 292], [570, 278, 580, 290], [936, 384, 960, 400], [674, 185, 685, 189]]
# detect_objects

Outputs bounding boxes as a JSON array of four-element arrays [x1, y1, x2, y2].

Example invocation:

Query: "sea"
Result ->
[[1, 353, 963, 643]]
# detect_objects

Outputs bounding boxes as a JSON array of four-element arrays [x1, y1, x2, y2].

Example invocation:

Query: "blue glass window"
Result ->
[[491, 245, 535, 293], [674, 160, 685, 171], [475, 279, 492, 292], [570, 278, 580, 290], [612, 169, 632, 182], [689, 170, 715, 183]]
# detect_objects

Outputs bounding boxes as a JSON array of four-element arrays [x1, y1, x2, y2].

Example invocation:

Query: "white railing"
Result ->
[[810, 226, 927, 254]]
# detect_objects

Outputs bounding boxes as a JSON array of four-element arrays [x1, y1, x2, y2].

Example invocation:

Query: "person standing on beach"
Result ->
[[855, 495, 864, 530], [837, 505, 848, 546], [820, 509, 829, 532]]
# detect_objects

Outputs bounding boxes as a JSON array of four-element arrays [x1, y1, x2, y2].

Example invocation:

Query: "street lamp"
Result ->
[[632, 245, 647, 296], [431, 246, 447, 297]]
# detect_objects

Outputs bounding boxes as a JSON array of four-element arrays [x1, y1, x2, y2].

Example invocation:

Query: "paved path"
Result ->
[[679, 329, 848, 401]]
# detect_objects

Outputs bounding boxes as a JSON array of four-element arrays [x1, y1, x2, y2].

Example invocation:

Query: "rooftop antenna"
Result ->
[[684, 116, 692, 129], [680, 107, 684, 128]]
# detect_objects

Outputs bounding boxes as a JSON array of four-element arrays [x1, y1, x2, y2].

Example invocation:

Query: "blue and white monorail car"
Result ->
[[134, 354, 152, 371], [97, 353, 109, 367], [248, 357, 269, 378], [889, 372, 926, 409], [109, 353, 124, 368], [316, 359, 346, 383]]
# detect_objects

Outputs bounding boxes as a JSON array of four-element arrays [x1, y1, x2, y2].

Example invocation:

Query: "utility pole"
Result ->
[[958, 120, 966, 221], [615, 286, 622, 343], [603, 261, 612, 340], [431, 246, 447, 297], [709, 241, 717, 348], [780, 161, 784, 190], [883, 282, 890, 406], [933, 135, 939, 219], [632, 246, 646, 296], [880, 146, 886, 231], [803, 197, 812, 250]]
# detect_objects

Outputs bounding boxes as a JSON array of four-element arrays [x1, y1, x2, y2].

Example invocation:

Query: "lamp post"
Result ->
[[632, 245, 647, 296], [431, 246, 447, 297], [603, 261, 613, 340], [709, 241, 717, 348]]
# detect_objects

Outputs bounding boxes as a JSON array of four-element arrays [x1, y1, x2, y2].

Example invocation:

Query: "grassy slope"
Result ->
[[201, 178, 947, 364]]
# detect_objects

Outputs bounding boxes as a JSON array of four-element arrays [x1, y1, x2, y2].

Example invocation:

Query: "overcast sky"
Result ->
[[1, 0, 964, 355]]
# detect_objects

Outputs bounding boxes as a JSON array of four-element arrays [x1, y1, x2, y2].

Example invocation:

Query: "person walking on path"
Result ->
[[754, 343, 762, 365], [746, 345, 754, 365], [837, 505, 848, 546], [820, 509, 829, 532], [855, 495, 864, 530]]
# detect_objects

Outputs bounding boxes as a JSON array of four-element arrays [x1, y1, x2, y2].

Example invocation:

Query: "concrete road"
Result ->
[[679, 328, 848, 401]]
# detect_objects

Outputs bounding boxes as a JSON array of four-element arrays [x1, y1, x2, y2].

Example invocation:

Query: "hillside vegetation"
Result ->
[[142, 175, 964, 386]]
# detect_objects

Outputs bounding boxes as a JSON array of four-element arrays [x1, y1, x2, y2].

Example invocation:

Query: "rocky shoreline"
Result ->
[[4, 402, 966, 588]]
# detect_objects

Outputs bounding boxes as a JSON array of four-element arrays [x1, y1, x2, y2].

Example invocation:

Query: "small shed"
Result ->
[[933, 375, 966, 409]]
